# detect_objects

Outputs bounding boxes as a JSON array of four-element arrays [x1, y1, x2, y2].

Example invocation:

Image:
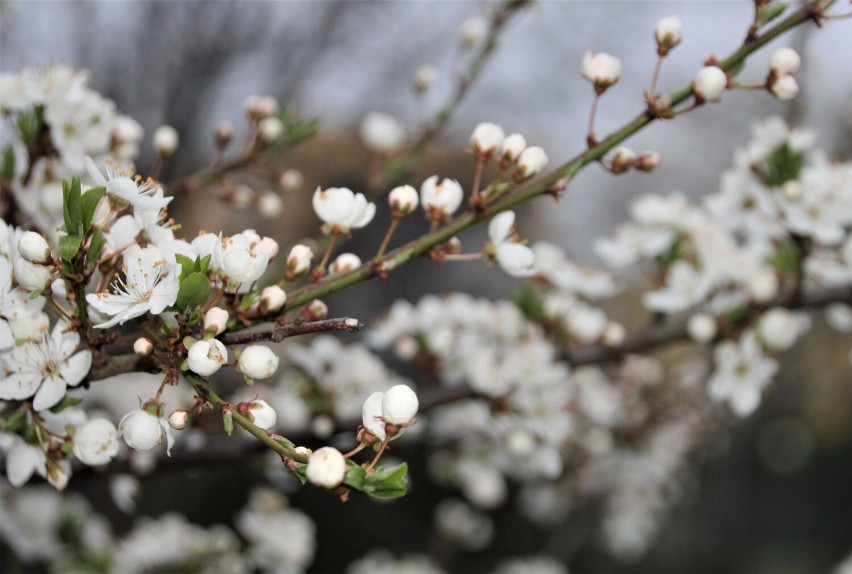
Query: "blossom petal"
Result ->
[[60, 350, 92, 387], [0, 371, 41, 400], [33, 375, 67, 411], [6, 443, 44, 487], [488, 211, 515, 245]]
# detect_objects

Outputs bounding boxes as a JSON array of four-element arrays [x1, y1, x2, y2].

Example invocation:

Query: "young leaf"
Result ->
[[1, 146, 15, 182], [363, 462, 409, 499], [175, 272, 211, 311], [223, 410, 234, 436], [344, 465, 366, 491], [80, 186, 106, 230], [86, 228, 106, 266], [515, 285, 545, 324], [758, 3, 788, 26], [62, 177, 84, 235], [59, 235, 84, 262], [174, 254, 198, 280], [49, 395, 84, 414]]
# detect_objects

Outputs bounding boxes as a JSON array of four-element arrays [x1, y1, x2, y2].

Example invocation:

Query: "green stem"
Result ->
[[184, 374, 308, 464], [282, 1, 829, 313]]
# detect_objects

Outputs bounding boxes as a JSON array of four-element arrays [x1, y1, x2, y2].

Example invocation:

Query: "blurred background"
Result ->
[[2, 1, 851, 572]]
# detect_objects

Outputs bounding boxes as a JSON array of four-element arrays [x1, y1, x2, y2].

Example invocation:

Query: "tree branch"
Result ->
[[220, 317, 363, 345]]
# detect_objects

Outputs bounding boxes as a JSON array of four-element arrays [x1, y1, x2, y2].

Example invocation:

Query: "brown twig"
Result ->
[[220, 317, 363, 345]]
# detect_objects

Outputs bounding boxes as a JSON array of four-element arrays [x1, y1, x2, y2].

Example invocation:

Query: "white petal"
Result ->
[[0, 372, 41, 400], [85, 156, 108, 186], [33, 375, 67, 411], [60, 350, 92, 387], [488, 211, 515, 244], [0, 319, 12, 350], [6, 443, 44, 486]]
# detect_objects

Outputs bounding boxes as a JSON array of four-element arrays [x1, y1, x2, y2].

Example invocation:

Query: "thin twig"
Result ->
[[220, 317, 363, 345]]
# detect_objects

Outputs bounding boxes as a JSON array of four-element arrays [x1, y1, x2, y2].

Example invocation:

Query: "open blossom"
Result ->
[[72, 419, 120, 466], [215, 231, 273, 285], [420, 176, 463, 220], [85, 157, 172, 210], [0, 321, 92, 411], [312, 187, 376, 232], [86, 245, 179, 328], [708, 332, 778, 416], [488, 211, 537, 277]]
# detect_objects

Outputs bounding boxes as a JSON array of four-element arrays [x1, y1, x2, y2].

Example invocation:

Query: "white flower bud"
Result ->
[[287, 244, 313, 276], [470, 122, 505, 159], [693, 66, 727, 102], [311, 415, 334, 438], [420, 176, 464, 220], [603, 322, 625, 346], [257, 190, 284, 218], [258, 117, 284, 144], [610, 147, 636, 174], [187, 339, 228, 377], [330, 253, 362, 274], [770, 47, 800, 76], [517, 146, 548, 178], [204, 307, 229, 335], [134, 337, 154, 356], [153, 125, 179, 156], [388, 185, 419, 216], [230, 185, 253, 210], [459, 16, 487, 48], [168, 409, 189, 430], [216, 121, 234, 147], [306, 446, 346, 488], [413, 65, 438, 93], [73, 419, 120, 466], [257, 96, 280, 118], [687, 313, 717, 343], [17, 231, 51, 264], [500, 133, 526, 162], [278, 169, 304, 191], [255, 236, 279, 260], [582, 51, 622, 93], [655, 16, 683, 54], [362, 392, 386, 441], [118, 407, 171, 453], [770, 75, 799, 101], [360, 112, 406, 154], [748, 269, 778, 302], [381, 384, 419, 426], [13, 257, 52, 291], [757, 307, 799, 351], [301, 299, 328, 322], [635, 150, 662, 172], [238, 345, 279, 380], [260, 285, 287, 312], [248, 400, 277, 430]]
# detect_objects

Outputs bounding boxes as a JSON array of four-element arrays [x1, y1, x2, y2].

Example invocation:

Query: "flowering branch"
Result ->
[[220, 317, 362, 345]]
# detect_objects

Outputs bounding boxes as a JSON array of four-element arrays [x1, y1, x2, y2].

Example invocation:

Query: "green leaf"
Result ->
[[769, 243, 799, 277], [175, 272, 211, 311], [293, 463, 308, 485], [49, 395, 83, 414], [223, 410, 234, 436], [198, 254, 212, 274], [59, 235, 84, 262], [174, 254, 198, 280], [655, 239, 682, 267], [1, 146, 15, 182], [344, 465, 366, 491], [758, 3, 788, 26], [285, 118, 319, 145], [86, 229, 106, 266], [80, 186, 105, 230], [363, 462, 408, 499], [62, 177, 84, 235], [514, 285, 545, 324], [2, 408, 27, 433], [763, 143, 803, 187]]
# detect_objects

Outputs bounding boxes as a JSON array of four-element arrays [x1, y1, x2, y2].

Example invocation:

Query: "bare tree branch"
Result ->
[[220, 317, 363, 345]]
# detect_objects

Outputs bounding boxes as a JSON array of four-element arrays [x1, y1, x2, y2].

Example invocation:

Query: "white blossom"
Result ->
[[118, 405, 175, 454], [360, 112, 406, 154], [17, 231, 51, 264], [655, 16, 683, 53], [381, 384, 419, 426], [362, 391, 387, 441], [306, 446, 346, 488], [517, 146, 548, 178], [770, 47, 800, 76], [582, 51, 622, 92], [204, 307, 229, 335], [708, 332, 778, 416], [247, 400, 277, 430], [85, 157, 172, 211], [312, 186, 376, 231], [152, 125, 179, 156], [470, 122, 505, 159], [389, 185, 419, 215], [187, 339, 227, 377], [238, 345, 280, 380], [693, 66, 727, 102], [72, 419, 120, 466], [420, 176, 463, 220]]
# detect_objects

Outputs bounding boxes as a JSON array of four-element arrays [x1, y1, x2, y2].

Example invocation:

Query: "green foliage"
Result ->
[[223, 410, 234, 436], [49, 395, 84, 414], [759, 3, 788, 27], [763, 143, 803, 187], [60, 177, 105, 262], [363, 462, 409, 499], [2, 408, 28, 434], [173, 255, 212, 311], [514, 285, 545, 324], [769, 243, 800, 277], [1, 146, 15, 182]]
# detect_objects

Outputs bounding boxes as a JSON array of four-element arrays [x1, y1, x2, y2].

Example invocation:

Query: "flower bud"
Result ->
[[693, 66, 727, 103], [306, 446, 346, 488], [13, 257, 52, 291], [388, 185, 419, 216], [187, 339, 228, 377], [470, 122, 505, 160], [360, 112, 406, 154], [517, 146, 548, 179], [500, 133, 526, 162], [258, 117, 284, 144], [582, 51, 622, 93], [204, 307, 229, 335], [118, 405, 170, 453], [153, 125, 179, 156], [769, 47, 800, 76], [134, 337, 154, 356], [298, 299, 328, 322], [73, 419, 120, 466], [603, 322, 625, 346], [229, 185, 253, 210], [654, 16, 683, 55], [381, 384, 419, 426], [687, 313, 717, 343], [413, 65, 437, 93], [216, 121, 233, 148], [247, 399, 277, 430], [361, 391, 386, 441], [635, 150, 662, 172], [287, 244, 313, 277], [238, 345, 279, 380], [330, 253, 362, 274], [757, 307, 799, 351], [770, 75, 798, 101], [420, 176, 464, 221], [278, 169, 304, 192], [260, 285, 287, 313], [610, 147, 636, 174], [168, 409, 189, 430], [257, 191, 284, 218], [459, 16, 487, 48], [256, 96, 280, 118], [17, 231, 51, 264], [255, 236, 279, 260]]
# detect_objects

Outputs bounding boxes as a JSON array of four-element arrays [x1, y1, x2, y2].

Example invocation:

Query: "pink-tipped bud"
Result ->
[[611, 147, 637, 174], [134, 337, 154, 356], [635, 150, 662, 172], [168, 409, 189, 430]]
